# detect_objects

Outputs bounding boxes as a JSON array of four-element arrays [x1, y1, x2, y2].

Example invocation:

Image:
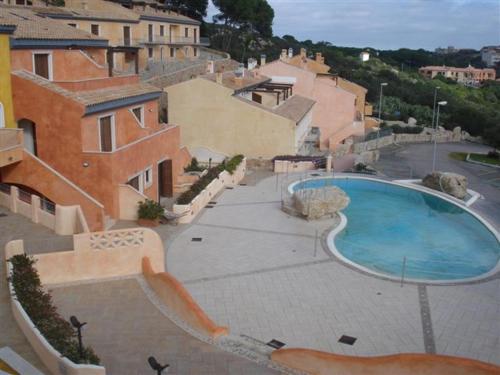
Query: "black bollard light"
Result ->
[[70, 315, 87, 360], [148, 356, 169, 375]]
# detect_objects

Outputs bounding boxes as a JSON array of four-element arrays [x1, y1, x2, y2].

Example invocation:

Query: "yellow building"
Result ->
[[165, 70, 316, 161], [0, 24, 15, 128]]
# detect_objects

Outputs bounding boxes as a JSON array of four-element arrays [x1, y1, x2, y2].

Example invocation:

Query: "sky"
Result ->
[[206, 0, 500, 51]]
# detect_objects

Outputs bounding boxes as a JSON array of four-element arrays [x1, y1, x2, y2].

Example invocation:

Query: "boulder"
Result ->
[[452, 126, 462, 141], [408, 117, 417, 126], [293, 186, 350, 220], [422, 172, 468, 199]]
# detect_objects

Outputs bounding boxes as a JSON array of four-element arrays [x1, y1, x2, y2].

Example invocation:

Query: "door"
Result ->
[[158, 160, 173, 197], [194, 29, 197, 43], [148, 24, 153, 42], [123, 26, 131, 46], [99, 116, 113, 152], [34, 54, 50, 80], [18, 119, 37, 156]]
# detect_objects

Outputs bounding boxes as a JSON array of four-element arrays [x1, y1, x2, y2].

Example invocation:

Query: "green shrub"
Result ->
[[225, 154, 244, 175], [138, 199, 164, 220], [8, 255, 100, 365], [184, 157, 205, 172], [391, 125, 423, 134]]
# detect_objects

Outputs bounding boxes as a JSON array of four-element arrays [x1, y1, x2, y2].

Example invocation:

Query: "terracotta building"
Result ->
[[418, 65, 496, 86], [0, 6, 189, 230]]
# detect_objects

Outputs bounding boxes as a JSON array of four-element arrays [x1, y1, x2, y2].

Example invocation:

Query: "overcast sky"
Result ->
[[207, 0, 500, 51]]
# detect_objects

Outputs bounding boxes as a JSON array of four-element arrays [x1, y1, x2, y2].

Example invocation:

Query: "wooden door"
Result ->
[[99, 116, 113, 152], [158, 160, 173, 197], [123, 26, 131, 46], [34, 54, 49, 79], [148, 24, 153, 42]]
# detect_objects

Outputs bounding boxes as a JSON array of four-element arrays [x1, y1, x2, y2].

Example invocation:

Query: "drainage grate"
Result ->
[[266, 339, 286, 349], [191, 238, 202, 242], [338, 335, 357, 345], [206, 205, 215, 208], [225, 187, 234, 190], [0, 213, 7, 217], [310, 173, 321, 177], [239, 183, 247, 186]]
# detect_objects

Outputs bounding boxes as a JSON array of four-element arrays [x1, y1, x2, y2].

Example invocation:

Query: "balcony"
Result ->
[[0, 128, 23, 168], [168, 36, 197, 45]]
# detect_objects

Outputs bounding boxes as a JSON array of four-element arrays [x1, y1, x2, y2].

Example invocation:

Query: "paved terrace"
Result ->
[[166, 150, 500, 365]]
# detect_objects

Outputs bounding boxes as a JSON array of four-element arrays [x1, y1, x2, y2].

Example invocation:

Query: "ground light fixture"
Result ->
[[70, 315, 87, 360], [148, 356, 170, 374], [432, 101, 448, 172], [376, 82, 388, 147]]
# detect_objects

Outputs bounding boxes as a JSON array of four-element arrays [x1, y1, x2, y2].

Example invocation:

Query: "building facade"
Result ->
[[481, 46, 500, 68], [418, 65, 496, 85], [0, 24, 15, 128]]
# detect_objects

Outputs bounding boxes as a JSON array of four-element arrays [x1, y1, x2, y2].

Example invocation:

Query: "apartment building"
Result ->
[[481, 46, 500, 68], [418, 65, 496, 85], [165, 68, 315, 160], [0, 6, 189, 230]]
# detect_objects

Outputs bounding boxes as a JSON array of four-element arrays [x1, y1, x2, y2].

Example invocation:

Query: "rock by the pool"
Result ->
[[422, 172, 468, 199], [293, 186, 350, 220]]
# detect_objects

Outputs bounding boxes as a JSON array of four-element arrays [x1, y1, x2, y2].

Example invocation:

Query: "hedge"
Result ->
[[8, 254, 100, 365], [176, 155, 244, 205]]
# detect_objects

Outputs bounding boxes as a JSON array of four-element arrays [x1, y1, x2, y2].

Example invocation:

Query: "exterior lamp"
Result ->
[[431, 86, 440, 129], [70, 316, 87, 361], [376, 82, 388, 147], [432, 101, 447, 172], [148, 356, 170, 374]]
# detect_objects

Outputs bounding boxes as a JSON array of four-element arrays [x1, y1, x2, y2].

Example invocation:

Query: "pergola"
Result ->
[[246, 82, 294, 106], [106, 46, 140, 77]]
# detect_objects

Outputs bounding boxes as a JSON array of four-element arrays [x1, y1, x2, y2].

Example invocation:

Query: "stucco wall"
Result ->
[[165, 78, 296, 159], [337, 77, 367, 117], [271, 348, 500, 375], [0, 34, 15, 128]]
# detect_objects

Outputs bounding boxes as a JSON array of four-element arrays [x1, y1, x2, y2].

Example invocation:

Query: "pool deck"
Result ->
[[167, 170, 500, 365]]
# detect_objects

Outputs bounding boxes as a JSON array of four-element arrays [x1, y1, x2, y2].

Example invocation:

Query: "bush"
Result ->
[[184, 157, 205, 173], [138, 199, 164, 220], [487, 150, 499, 159], [176, 155, 244, 204], [390, 125, 423, 134], [8, 254, 100, 365]]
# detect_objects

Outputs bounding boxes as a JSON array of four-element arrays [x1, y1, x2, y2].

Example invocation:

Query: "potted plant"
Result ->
[[137, 199, 164, 227]]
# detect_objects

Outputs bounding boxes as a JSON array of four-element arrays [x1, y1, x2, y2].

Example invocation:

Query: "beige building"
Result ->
[[418, 65, 496, 86], [165, 69, 316, 160]]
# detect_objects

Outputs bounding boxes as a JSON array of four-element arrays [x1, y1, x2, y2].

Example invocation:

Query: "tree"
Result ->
[[164, 0, 208, 21]]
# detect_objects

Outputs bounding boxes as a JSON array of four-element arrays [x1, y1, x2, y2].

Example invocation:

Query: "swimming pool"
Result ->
[[290, 177, 500, 282]]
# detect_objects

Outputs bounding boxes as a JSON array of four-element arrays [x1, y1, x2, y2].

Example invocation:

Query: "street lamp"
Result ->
[[148, 356, 169, 375], [432, 101, 447, 172], [376, 82, 388, 148], [431, 86, 441, 129], [70, 316, 87, 361]]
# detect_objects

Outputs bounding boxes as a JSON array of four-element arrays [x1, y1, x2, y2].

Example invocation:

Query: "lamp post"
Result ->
[[148, 356, 169, 375], [432, 101, 447, 172], [70, 316, 87, 361], [376, 82, 388, 148], [431, 86, 440, 129]]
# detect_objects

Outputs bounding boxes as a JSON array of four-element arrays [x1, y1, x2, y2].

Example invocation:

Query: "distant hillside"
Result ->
[[206, 24, 500, 147]]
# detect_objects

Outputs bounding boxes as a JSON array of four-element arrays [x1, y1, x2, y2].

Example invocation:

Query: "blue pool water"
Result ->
[[292, 178, 500, 281]]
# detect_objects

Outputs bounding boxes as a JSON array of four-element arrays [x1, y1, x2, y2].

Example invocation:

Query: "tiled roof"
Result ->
[[0, 5, 105, 40], [419, 65, 496, 73], [287, 55, 331, 74], [272, 95, 315, 123], [134, 8, 200, 25], [34, 6, 139, 22], [203, 70, 270, 91], [12, 70, 161, 108]]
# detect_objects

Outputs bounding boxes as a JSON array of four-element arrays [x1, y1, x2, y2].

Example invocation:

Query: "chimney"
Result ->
[[300, 48, 306, 58], [280, 49, 287, 61], [206, 60, 214, 74], [247, 57, 257, 70], [315, 52, 324, 64], [260, 54, 266, 66], [288, 48, 293, 58], [215, 70, 223, 85]]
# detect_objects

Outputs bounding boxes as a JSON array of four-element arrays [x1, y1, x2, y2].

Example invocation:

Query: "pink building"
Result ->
[[259, 59, 361, 150]]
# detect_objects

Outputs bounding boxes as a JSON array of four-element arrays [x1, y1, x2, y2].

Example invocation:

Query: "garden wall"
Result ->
[[142, 257, 228, 339], [272, 348, 500, 375], [172, 158, 246, 224]]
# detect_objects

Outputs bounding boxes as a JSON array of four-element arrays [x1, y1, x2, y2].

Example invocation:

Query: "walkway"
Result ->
[[167, 172, 500, 365], [50, 279, 281, 375]]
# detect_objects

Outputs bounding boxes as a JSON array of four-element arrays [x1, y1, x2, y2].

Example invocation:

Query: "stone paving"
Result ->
[[167, 160, 500, 365]]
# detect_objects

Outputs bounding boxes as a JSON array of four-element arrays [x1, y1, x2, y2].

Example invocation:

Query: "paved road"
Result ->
[[374, 142, 500, 227]]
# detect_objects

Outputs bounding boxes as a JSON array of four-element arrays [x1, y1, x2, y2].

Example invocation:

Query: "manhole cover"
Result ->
[[338, 335, 357, 345], [266, 339, 286, 349]]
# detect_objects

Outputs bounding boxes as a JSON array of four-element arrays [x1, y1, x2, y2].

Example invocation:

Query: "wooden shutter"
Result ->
[[99, 116, 113, 151], [123, 26, 130, 46], [34, 54, 49, 80]]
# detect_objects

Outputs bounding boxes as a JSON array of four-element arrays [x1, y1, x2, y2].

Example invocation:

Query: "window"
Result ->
[[184, 27, 188, 37], [148, 24, 153, 42], [144, 167, 153, 188], [91, 24, 99, 36], [0, 102, 4, 128], [33, 53, 52, 80], [67, 23, 77, 28], [159, 25, 164, 36], [184, 47, 189, 57], [193, 47, 198, 57], [130, 106, 144, 127], [148, 47, 153, 59], [169, 47, 175, 58], [123, 26, 131, 46], [126, 174, 142, 193], [99, 115, 115, 152]]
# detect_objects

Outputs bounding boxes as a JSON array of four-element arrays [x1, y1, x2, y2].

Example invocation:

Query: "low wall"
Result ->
[[5, 241, 106, 375], [271, 348, 500, 375], [172, 158, 246, 224], [118, 184, 148, 221], [0, 185, 89, 235], [142, 257, 228, 339], [274, 160, 315, 173]]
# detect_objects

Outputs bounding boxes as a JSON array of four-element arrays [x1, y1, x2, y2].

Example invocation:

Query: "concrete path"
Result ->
[[167, 168, 500, 365], [50, 279, 281, 375]]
